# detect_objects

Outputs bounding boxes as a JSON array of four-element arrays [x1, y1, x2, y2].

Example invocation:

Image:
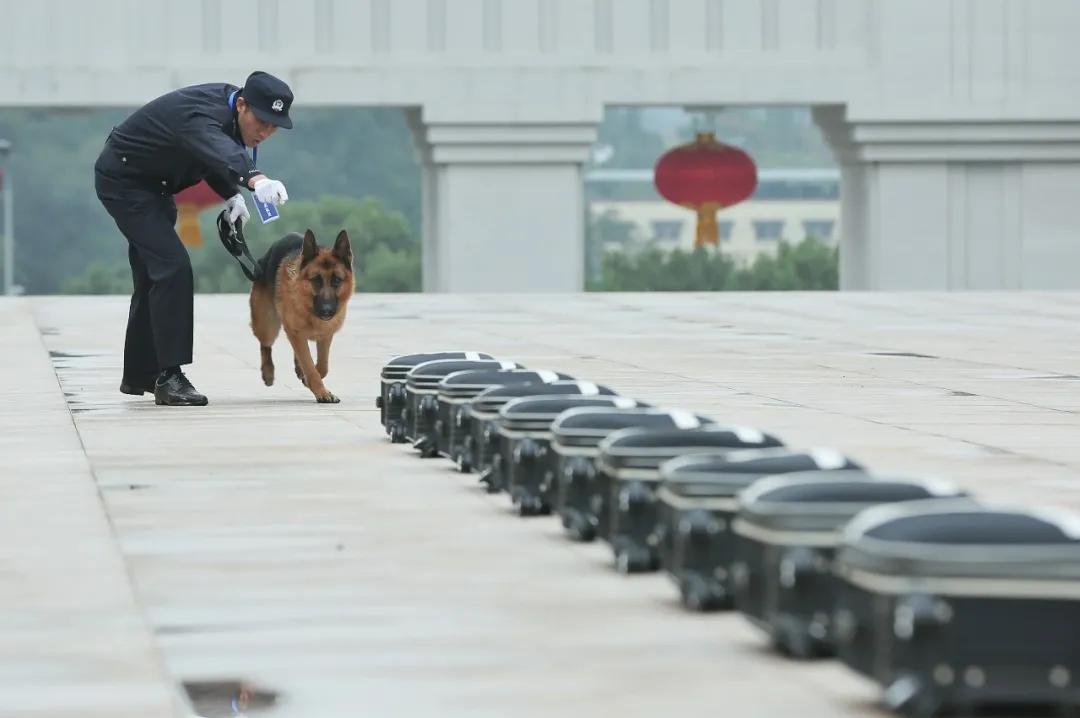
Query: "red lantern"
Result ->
[[653, 132, 758, 248], [174, 181, 224, 247]]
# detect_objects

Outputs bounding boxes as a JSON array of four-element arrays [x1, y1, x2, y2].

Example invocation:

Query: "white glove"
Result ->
[[252, 178, 289, 206], [225, 193, 250, 224]]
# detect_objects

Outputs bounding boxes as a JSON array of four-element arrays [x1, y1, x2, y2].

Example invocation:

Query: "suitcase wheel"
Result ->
[[561, 510, 596, 542], [680, 573, 729, 611], [478, 463, 504, 493], [458, 436, 474, 473], [387, 383, 407, 407], [513, 438, 540, 464], [772, 615, 829, 660], [413, 435, 439, 458], [516, 494, 549, 517], [483, 455, 506, 493], [614, 540, 658, 574], [884, 674, 942, 718]]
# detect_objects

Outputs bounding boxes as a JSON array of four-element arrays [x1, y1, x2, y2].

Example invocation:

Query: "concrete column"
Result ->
[[408, 116, 598, 292], [813, 107, 871, 290], [405, 110, 442, 292], [815, 107, 1080, 290]]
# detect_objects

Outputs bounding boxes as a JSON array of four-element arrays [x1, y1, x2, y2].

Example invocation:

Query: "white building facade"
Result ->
[[3, 0, 1079, 291]]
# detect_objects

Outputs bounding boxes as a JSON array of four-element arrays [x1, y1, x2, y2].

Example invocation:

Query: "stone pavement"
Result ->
[[4, 291, 1080, 717], [0, 300, 185, 718]]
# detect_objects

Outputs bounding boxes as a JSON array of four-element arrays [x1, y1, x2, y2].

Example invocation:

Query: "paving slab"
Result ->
[[12, 291, 1080, 717], [0, 299, 184, 718]]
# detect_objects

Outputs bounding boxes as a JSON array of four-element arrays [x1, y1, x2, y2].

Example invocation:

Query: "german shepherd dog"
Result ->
[[249, 229, 353, 403]]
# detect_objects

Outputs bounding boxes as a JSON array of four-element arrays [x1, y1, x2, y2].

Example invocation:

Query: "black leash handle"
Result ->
[[215, 209, 263, 282]]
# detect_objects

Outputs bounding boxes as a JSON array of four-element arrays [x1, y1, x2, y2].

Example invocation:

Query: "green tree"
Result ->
[[67, 194, 422, 294], [788, 234, 840, 289], [0, 108, 132, 293], [592, 246, 737, 291], [589, 236, 838, 292], [585, 208, 639, 282], [58, 259, 132, 295], [363, 244, 421, 292]]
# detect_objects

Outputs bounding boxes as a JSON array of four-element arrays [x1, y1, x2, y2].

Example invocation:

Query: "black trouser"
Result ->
[[95, 165, 194, 388]]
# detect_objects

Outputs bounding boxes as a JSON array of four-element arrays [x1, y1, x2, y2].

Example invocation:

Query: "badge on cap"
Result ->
[[271, 99, 284, 112]]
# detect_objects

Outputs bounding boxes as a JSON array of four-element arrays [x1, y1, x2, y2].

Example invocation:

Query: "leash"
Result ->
[[216, 210, 262, 282]]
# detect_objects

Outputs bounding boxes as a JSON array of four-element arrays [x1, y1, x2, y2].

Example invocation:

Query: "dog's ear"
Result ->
[[332, 230, 352, 267], [301, 229, 318, 267]]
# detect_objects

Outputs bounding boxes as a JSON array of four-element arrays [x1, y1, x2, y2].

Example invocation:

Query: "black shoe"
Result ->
[[153, 370, 208, 406], [119, 376, 157, 396]]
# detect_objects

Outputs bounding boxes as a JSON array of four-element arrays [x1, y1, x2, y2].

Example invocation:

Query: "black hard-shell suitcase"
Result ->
[[550, 408, 714, 543], [732, 474, 965, 659], [832, 501, 1080, 718], [658, 450, 865, 611], [496, 395, 647, 515], [467, 381, 618, 480], [404, 358, 519, 456], [601, 426, 784, 574], [437, 369, 572, 468], [378, 351, 493, 442]]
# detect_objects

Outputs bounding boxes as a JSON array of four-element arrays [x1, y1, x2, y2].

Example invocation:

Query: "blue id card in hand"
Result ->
[[254, 198, 279, 224]]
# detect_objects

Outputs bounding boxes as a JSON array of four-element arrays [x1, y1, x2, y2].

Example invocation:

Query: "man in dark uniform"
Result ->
[[94, 71, 293, 406]]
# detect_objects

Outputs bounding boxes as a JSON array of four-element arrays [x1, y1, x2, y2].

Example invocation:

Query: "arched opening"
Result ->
[[584, 105, 840, 291]]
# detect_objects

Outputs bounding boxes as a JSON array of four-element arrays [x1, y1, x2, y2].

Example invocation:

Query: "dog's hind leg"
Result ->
[[315, 335, 333, 379], [249, 283, 281, 386]]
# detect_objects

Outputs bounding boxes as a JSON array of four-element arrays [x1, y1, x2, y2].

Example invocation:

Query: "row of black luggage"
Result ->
[[376, 351, 1080, 718]]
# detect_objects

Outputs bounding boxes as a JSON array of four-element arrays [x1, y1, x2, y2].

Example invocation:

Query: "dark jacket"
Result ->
[[96, 83, 261, 200]]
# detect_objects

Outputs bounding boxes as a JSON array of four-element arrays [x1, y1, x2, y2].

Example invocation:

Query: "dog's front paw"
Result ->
[[262, 367, 275, 386], [315, 390, 340, 404]]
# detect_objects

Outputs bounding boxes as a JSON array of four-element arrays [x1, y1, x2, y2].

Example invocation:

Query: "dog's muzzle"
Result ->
[[314, 302, 338, 321]]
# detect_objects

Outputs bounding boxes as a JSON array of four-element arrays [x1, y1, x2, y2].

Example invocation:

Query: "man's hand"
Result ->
[[226, 193, 250, 224], [252, 178, 289, 206]]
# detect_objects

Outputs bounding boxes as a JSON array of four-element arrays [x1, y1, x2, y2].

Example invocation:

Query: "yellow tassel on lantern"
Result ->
[[176, 203, 203, 247], [694, 202, 722, 248]]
